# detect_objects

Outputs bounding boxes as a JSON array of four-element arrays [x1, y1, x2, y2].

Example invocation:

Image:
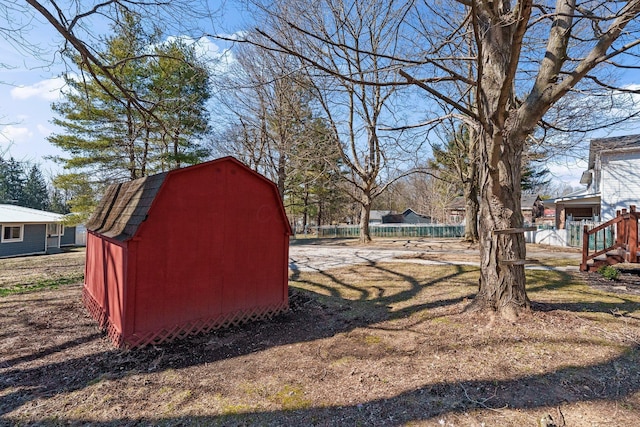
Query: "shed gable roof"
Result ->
[[85, 172, 167, 241], [86, 156, 291, 241], [402, 208, 431, 219]]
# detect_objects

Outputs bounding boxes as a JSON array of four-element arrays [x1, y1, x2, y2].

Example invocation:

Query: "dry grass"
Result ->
[[1, 244, 640, 426], [0, 248, 85, 288]]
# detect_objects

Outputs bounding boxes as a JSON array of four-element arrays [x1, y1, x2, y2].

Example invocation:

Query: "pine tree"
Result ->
[[49, 10, 155, 183], [0, 158, 6, 203], [48, 188, 70, 214], [0, 158, 25, 205], [48, 9, 212, 218], [22, 164, 49, 210], [148, 39, 211, 170]]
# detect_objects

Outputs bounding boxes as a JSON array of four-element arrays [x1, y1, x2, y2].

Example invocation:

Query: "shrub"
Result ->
[[597, 265, 619, 281]]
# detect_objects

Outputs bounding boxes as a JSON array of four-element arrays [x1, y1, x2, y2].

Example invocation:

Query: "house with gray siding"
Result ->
[[553, 134, 640, 228], [402, 208, 433, 224], [0, 204, 76, 258], [369, 210, 392, 224]]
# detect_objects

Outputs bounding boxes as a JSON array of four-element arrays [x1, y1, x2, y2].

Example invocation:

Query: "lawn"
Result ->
[[1, 245, 639, 426]]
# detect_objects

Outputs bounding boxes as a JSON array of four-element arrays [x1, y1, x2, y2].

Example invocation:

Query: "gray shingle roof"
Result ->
[[85, 172, 167, 241], [589, 134, 640, 169]]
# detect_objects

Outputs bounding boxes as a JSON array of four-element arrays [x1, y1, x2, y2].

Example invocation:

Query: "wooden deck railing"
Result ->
[[580, 205, 640, 271]]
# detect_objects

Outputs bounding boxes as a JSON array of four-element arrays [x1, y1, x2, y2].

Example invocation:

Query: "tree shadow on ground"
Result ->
[[1, 259, 639, 424], [526, 268, 640, 319], [1, 261, 472, 417], [3, 345, 639, 426]]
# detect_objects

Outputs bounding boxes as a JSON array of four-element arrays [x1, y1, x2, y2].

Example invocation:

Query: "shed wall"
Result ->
[[84, 232, 127, 335], [404, 212, 432, 224], [131, 161, 289, 338], [0, 224, 46, 258]]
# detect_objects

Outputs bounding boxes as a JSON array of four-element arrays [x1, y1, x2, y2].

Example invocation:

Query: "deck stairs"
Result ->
[[581, 206, 640, 272]]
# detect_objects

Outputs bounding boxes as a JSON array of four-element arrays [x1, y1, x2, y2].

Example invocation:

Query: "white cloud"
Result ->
[[37, 124, 53, 136], [0, 125, 33, 143], [547, 158, 588, 187], [10, 77, 65, 101], [162, 35, 236, 73]]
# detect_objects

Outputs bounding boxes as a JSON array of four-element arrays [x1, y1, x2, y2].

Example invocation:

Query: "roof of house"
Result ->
[[85, 172, 168, 241], [521, 194, 541, 210], [551, 188, 601, 204], [370, 210, 392, 221], [589, 134, 640, 169], [0, 204, 64, 223], [447, 197, 466, 210], [402, 208, 431, 218]]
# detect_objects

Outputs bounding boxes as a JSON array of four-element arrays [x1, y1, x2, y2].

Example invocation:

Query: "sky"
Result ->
[[0, 3, 639, 191], [0, 2, 244, 179]]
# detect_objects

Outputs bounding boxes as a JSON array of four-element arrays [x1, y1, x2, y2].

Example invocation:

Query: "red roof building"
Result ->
[[83, 157, 291, 348]]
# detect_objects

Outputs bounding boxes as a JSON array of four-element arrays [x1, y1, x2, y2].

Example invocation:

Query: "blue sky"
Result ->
[[0, 4, 639, 189], [0, 2, 244, 179]]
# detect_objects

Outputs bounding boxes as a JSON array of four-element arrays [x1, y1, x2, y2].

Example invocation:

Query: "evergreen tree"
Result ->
[[149, 39, 211, 170], [521, 161, 552, 194], [48, 9, 212, 218], [22, 164, 49, 210], [48, 188, 70, 214], [0, 158, 6, 203], [0, 157, 25, 205], [52, 173, 96, 223], [49, 10, 156, 183]]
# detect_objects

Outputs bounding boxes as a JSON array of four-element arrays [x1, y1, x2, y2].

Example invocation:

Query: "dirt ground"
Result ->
[[1, 240, 640, 426]]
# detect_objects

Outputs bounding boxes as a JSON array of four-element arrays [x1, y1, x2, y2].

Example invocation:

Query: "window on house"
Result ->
[[2, 225, 23, 242], [47, 223, 63, 236]]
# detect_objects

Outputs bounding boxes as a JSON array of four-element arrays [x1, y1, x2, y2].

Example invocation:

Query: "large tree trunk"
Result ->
[[472, 128, 530, 320], [470, 1, 532, 319]]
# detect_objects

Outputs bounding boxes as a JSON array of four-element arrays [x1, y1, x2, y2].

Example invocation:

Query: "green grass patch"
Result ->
[[270, 384, 311, 411], [0, 273, 84, 297], [221, 403, 255, 415]]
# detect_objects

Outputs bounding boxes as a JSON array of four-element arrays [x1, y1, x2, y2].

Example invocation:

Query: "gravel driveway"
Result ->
[[288, 239, 581, 272]]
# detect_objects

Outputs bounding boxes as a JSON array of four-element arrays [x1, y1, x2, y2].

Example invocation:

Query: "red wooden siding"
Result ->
[[83, 232, 127, 341], [83, 157, 291, 348]]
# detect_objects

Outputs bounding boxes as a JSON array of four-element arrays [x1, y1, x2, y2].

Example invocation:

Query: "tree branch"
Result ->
[[399, 69, 479, 121]]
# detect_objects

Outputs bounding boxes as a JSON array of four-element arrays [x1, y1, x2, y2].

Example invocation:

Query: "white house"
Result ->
[[553, 134, 640, 228]]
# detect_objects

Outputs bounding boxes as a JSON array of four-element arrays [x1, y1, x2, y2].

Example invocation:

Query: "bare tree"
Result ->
[[247, 0, 426, 243], [400, 0, 640, 319], [211, 41, 340, 212], [246, 0, 640, 318], [429, 121, 480, 239]]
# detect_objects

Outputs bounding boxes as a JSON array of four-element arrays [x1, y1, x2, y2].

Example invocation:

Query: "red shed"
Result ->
[[83, 157, 291, 348]]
